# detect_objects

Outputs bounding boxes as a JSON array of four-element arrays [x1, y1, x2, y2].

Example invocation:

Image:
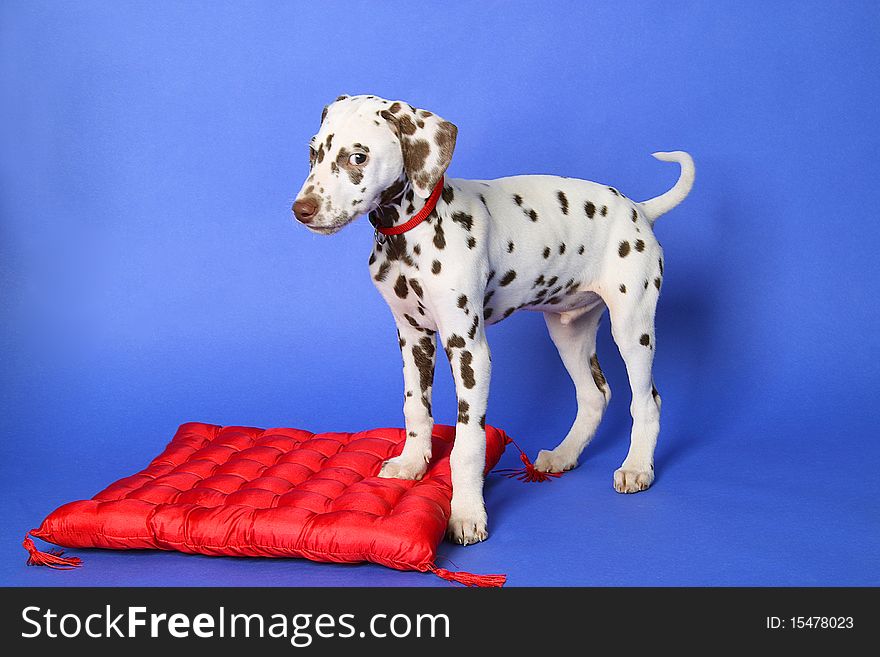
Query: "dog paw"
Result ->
[[613, 466, 654, 493], [446, 503, 488, 546], [534, 448, 578, 473], [378, 454, 429, 481]]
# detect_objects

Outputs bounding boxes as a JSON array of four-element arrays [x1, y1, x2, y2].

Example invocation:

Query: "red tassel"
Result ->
[[23, 533, 82, 570], [493, 437, 563, 483], [429, 565, 506, 587]]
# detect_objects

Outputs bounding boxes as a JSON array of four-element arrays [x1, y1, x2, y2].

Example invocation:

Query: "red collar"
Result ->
[[374, 176, 444, 237]]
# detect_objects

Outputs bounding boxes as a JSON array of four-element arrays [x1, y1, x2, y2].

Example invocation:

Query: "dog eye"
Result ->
[[349, 152, 368, 166]]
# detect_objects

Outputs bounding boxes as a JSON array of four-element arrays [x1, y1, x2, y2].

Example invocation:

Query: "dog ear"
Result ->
[[381, 102, 457, 198]]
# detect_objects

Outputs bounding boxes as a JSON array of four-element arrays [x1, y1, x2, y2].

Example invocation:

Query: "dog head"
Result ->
[[292, 95, 457, 234]]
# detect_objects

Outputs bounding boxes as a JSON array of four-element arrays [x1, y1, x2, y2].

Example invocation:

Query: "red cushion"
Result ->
[[31, 422, 509, 574]]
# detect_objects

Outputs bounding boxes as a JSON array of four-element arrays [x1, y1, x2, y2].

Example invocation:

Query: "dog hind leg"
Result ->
[[607, 288, 661, 493], [535, 305, 610, 473]]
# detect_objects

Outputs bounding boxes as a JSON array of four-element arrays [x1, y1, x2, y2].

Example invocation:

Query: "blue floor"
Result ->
[[2, 308, 877, 587]]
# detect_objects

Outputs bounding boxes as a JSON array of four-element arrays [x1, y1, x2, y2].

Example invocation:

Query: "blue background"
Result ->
[[2, 1, 878, 586]]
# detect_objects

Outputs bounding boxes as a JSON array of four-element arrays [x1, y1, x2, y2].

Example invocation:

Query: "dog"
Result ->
[[292, 94, 694, 545]]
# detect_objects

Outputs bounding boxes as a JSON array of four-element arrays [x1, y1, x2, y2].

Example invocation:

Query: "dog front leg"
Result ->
[[441, 313, 491, 545], [378, 323, 436, 481]]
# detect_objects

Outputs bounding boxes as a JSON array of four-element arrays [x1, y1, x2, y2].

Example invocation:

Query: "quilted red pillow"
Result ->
[[25, 422, 510, 585]]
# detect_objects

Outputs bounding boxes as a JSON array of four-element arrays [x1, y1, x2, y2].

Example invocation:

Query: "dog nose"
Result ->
[[292, 196, 320, 224]]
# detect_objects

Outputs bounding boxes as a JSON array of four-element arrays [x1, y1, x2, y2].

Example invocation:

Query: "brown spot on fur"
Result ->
[[441, 185, 454, 204], [466, 235, 476, 249], [578, 244, 585, 255], [484, 290, 495, 304], [412, 336, 435, 392], [584, 201, 596, 218], [619, 241, 631, 257], [374, 261, 391, 282], [479, 414, 486, 429], [601, 205, 608, 216], [413, 244, 421, 255], [460, 350, 475, 388], [508, 241, 515, 253], [533, 275, 545, 287], [404, 138, 430, 177], [321, 106, 328, 123], [654, 277, 661, 290], [404, 314, 422, 329], [389, 101, 402, 113], [487, 270, 496, 283], [467, 314, 479, 340], [513, 194, 523, 206], [559, 243, 566, 255], [635, 239, 645, 252], [434, 121, 457, 166], [316, 143, 325, 163], [433, 218, 446, 249], [484, 307, 494, 320], [397, 113, 418, 136], [458, 400, 470, 424], [619, 284, 627, 293], [589, 354, 607, 392], [499, 270, 517, 286], [557, 191, 569, 215], [411, 279, 424, 298], [659, 258, 664, 275], [632, 208, 638, 222], [369, 253, 376, 265], [546, 276, 558, 287], [379, 177, 407, 206], [528, 209, 538, 221], [432, 260, 442, 274], [640, 333, 651, 346], [458, 294, 468, 309], [394, 275, 409, 299], [503, 307, 515, 319], [543, 246, 551, 259], [609, 187, 619, 196], [451, 211, 473, 231], [447, 334, 466, 350]]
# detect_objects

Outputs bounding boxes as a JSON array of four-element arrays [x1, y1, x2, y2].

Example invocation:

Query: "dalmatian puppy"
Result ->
[[292, 94, 694, 545]]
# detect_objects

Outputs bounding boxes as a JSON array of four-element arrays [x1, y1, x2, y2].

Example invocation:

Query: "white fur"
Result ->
[[293, 95, 694, 544]]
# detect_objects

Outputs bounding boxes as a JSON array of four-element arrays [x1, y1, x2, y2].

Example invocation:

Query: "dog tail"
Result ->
[[638, 151, 695, 222]]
